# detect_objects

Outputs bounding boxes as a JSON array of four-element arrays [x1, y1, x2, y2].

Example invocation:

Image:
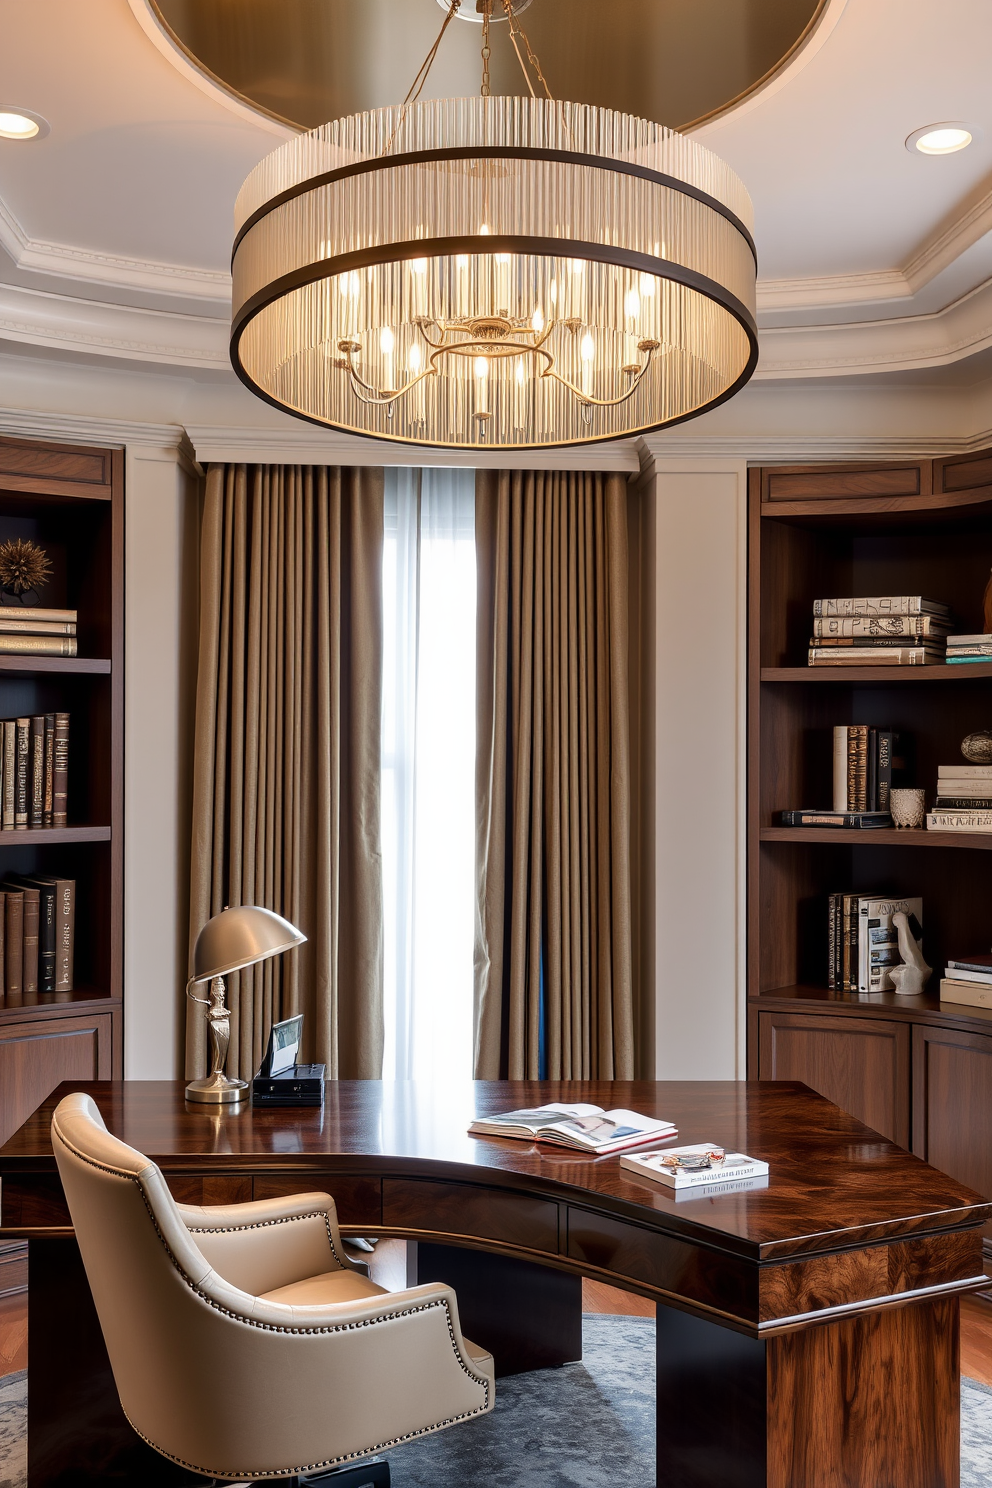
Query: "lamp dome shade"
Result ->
[[191, 906, 307, 983]]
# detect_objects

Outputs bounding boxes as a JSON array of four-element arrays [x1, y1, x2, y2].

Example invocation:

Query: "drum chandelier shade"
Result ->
[[231, 96, 758, 450]]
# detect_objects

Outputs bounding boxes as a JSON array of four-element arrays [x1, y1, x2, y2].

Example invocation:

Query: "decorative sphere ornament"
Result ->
[[961, 731, 992, 764]]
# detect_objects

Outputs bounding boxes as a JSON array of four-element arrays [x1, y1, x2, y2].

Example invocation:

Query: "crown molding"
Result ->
[[0, 403, 191, 454], [185, 423, 642, 472], [639, 428, 992, 462], [0, 192, 231, 304], [0, 281, 227, 367], [756, 274, 992, 377]]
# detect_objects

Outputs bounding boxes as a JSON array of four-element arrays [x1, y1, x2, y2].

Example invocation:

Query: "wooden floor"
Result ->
[[1, 1263, 990, 1387]]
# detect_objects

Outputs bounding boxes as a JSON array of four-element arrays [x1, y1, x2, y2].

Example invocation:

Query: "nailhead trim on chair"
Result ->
[[184, 1210, 349, 1270], [53, 1119, 493, 1481]]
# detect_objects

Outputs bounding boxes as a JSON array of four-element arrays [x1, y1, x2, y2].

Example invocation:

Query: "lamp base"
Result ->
[[185, 1072, 249, 1105]]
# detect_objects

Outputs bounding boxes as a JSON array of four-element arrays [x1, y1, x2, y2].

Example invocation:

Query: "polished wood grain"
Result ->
[[913, 1024, 992, 1229], [3, 1081, 989, 1280], [758, 1011, 910, 1146], [5, 1080, 990, 1488], [762, 662, 992, 682], [766, 1297, 958, 1488], [0, 1291, 27, 1375], [760, 462, 931, 505], [0, 435, 113, 500], [0, 1010, 117, 1149], [0, 1240, 26, 1297], [961, 1294, 992, 1387], [254, 1172, 382, 1225]]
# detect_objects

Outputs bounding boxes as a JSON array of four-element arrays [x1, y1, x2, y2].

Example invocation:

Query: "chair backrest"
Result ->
[[51, 1091, 243, 1466]]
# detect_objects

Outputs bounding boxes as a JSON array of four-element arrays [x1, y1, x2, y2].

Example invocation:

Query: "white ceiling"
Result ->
[[0, 0, 990, 381]]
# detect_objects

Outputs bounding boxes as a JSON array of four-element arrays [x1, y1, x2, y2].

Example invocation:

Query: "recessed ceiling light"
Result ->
[[906, 122, 974, 155], [0, 107, 50, 142]]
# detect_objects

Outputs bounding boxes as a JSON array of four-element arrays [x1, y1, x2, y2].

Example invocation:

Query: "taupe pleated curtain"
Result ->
[[474, 469, 634, 1081], [186, 462, 384, 1082]]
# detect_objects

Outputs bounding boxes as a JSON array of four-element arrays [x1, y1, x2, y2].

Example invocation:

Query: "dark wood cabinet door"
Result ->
[[0, 1012, 114, 1148], [758, 1012, 910, 1147], [912, 1024, 992, 1207]]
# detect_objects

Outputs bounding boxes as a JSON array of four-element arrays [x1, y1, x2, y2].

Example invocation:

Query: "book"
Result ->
[[809, 654, 945, 672], [927, 812, 992, 832], [5, 887, 23, 996], [937, 766, 992, 779], [779, 810, 892, 828], [467, 1103, 678, 1154], [857, 896, 923, 993], [0, 635, 77, 656], [812, 597, 951, 617], [848, 724, 868, 811], [0, 606, 76, 623], [29, 716, 44, 829], [938, 966, 992, 985], [946, 645, 992, 656], [43, 713, 54, 826], [2, 881, 39, 994], [1, 721, 13, 831], [15, 876, 56, 991], [28, 876, 75, 990], [832, 726, 847, 811], [946, 955, 992, 974], [0, 618, 76, 636], [932, 779, 992, 795], [810, 636, 947, 649], [14, 718, 29, 828], [945, 633, 992, 646], [812, 615, 951, 638], [939, 978, 992, 1009], [947, 656, 992, 664], [52, 713, 69, 827], [620, 1145, 769, 1189]]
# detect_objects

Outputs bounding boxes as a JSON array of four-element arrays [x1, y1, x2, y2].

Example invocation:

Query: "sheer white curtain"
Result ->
[[381, 468, 477, 1082]]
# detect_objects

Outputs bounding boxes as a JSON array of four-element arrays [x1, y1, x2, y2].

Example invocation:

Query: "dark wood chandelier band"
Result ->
[[231, 144, 757, 264], [229, 234, 759, 452]]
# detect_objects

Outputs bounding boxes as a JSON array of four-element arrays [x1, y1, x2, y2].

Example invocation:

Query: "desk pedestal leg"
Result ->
[[412, 1243, 582, 1376], [657, 1296, 959, 1488], [28, 1237, 203, 1488]]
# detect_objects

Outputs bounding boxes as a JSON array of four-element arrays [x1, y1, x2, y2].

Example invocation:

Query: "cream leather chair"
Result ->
[[51, 1092, 494, 1486]]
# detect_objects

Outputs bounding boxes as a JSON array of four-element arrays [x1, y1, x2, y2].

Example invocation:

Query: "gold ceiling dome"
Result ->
[[229, 0, 760, 450]]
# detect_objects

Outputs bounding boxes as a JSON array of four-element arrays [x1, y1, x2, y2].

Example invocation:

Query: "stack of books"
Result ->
[[0, 714, 69, 830], [0, 875, 75, 995], [808, 597, 951, 666], [779, 724, 910, 828], [946, 634, 992, 664], [0, 606, 77, 658], [828, 893, 923, 992], [927, 765, 992, 834], [940, 954, 992, 1009]]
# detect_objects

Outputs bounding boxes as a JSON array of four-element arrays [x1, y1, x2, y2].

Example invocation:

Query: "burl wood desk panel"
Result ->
[[1, 1079, 989, 1488]]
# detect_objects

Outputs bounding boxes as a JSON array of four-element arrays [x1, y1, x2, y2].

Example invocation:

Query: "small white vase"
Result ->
[[890, 788, 925, 828]]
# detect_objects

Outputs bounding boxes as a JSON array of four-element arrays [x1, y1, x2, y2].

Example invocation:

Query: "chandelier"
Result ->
[[231, 1, 757, 451]]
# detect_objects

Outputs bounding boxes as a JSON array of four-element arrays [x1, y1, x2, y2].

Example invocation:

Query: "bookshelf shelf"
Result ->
[[761, 663, 992, 683], [0, 656, 111, 675], [760, 827, 992, 850], [0, 824, 111, 845], [748, 453, 992, 1251]]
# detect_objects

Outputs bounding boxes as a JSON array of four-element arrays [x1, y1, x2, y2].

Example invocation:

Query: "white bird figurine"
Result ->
[[888, 911, 932, 995]]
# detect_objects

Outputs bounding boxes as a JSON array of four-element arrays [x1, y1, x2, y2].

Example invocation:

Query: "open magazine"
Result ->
[[468, 1103, 677, 1155]]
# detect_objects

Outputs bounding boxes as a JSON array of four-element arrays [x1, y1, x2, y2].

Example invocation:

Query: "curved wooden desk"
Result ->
[[1, 1078, 989, 1487]]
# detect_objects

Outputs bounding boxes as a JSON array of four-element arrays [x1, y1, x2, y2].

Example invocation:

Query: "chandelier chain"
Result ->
[[481, 0, 492, 97], [502, 1, 554, 101]]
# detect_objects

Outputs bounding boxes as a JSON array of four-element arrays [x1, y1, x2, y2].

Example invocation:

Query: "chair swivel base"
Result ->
[[298, 1458, 390, 1488]]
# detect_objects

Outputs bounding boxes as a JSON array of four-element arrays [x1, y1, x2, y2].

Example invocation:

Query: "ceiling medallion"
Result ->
[[231, 0, 757, 450]]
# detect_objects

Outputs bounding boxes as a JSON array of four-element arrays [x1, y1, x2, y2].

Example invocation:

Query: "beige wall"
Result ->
[[123, 445, 200, 1077]]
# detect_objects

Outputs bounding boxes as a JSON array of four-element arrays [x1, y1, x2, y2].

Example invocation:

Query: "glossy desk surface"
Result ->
[[2, 1078, 988, 1264]]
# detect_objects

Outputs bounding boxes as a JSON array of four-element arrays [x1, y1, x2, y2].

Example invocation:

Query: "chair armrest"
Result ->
[[176, 1190, 361, 1296]]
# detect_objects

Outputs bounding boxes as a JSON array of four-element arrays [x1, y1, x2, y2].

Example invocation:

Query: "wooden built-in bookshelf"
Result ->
[[748, 450, 992, 1245], [0, 434, 123, 1153]]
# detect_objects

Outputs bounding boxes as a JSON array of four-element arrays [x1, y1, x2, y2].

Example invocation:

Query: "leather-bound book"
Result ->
[[29, 716, 44, 829], [30, 877, 75, 990], [52, 713, 69, 827], [2, 721, 14, 831], [3, 881, 39, 993], [43, 713, 54, 826], [14, 718, 29, 829], [16, 876, 55, 992], [5, 887, 24, 996]]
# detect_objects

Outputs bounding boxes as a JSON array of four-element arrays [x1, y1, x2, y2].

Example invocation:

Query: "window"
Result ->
[[381, 468, 476, 1081]]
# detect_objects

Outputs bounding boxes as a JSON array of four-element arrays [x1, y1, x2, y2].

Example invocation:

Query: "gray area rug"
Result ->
[[1, 1318, 991, 1487]]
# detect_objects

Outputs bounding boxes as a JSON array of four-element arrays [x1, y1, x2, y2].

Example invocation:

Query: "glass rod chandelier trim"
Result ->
[[231, 93, 758, 450]]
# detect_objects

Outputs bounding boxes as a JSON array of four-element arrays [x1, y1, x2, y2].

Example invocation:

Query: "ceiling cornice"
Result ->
[[0, 281, 227, 367]]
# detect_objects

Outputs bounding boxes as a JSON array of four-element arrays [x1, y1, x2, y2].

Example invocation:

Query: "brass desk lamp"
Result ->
[[185, 906, 307, 1105]]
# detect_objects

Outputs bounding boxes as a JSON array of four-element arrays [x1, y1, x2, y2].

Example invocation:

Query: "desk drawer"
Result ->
[[567, 1208, 756, 1321], [383, 1178, 558, 1253], [253, 1174, 382, 1225]]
